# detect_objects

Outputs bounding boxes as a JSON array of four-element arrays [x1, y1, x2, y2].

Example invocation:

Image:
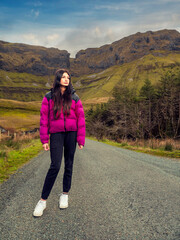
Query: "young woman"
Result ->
[[33, 69, 86, 217]]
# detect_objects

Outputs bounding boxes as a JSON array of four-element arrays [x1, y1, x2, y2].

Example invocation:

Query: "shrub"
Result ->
[[121, 142, 128, 147], [6, 139, 20, 150], [0, 151, 7, 158], [164, 143, 173, 151]]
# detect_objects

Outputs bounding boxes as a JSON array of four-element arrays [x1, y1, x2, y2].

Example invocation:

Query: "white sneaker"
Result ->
[[33, 200, 46, 217], [59, 193, 68, 209]]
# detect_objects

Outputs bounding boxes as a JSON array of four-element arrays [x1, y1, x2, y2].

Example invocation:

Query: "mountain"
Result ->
[[0, 41, 70, 101], [0, 29, 179, 77], [0, 29, 180, 102], [0, 41, 70, 75], [70, 29, 180, 76], [72, 51, 180, 103]]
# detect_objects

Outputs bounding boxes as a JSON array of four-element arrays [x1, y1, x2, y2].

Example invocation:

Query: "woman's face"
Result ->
[[60, 72, 70, 87]]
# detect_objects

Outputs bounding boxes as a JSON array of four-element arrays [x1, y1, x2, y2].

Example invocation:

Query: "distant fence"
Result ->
[[0, 128, 39, 141]]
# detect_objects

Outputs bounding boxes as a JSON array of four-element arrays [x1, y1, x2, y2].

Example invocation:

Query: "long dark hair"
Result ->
[[52, 68, 72, 119]]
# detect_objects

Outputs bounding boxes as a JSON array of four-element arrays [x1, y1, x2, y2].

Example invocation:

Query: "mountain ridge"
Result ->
[[0, 41, 70, 75], [0, 29, 180, 103], [70, 29, 180, 76], [0, 29, 179, 77]]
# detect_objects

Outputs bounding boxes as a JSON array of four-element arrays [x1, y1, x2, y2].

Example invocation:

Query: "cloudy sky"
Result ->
[[0, 0, 179, 57]]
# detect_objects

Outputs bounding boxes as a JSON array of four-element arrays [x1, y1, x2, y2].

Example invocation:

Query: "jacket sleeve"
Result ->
[[40, 96, 49, 144], [75, 99, 86, 146]]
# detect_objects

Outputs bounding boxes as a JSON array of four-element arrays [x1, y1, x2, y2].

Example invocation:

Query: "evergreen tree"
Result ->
[[153, 70, 180, 138], [139, 78, 155, 100], [139, 78, 156, 138]]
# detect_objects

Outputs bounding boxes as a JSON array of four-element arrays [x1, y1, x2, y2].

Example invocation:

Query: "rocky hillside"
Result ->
[[72, 51, 180, 103], [70, 29, 180, 76], [0, 41, 70, 75]]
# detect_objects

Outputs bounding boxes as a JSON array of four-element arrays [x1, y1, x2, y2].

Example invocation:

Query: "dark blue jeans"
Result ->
[[41, 131, 77, 200]]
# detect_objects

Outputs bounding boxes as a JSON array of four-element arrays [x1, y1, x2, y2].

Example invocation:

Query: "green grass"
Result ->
[[73, 51, 180, 102], [0, 70, 53, 88], [0, 70, 51, 101], [0, 107, 40, 131], [0, 99, 40, 110], [0, 99, 41, 131], [0, 138, 43, 183], [87, 136, 180, 160], [0, 108, 38, 117]]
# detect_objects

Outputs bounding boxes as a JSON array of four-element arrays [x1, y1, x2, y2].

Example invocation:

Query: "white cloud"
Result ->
[[33, 1, 42, 7], [22, 33, 40, 45], [35, 10, 39, 17], [94, 27, 101, 37], [55, 21, 131, 57], [152, 0, 180, 3], [26, 1, 42, 7], [47, 34, 59, 42], [94, 0, 180, 15], [172, 13, 180, 22], [94, 2, 141, 13], [0, 26, 73, 50], [31, 9, 39, 18]]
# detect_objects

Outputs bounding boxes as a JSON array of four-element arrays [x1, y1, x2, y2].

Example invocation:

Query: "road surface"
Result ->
[[0, 138, 180, 240]]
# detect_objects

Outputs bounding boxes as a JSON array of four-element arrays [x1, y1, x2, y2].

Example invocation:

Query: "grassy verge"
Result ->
[[0, 136, 43, 183], [87, 136, 180, 160], [0, 134, 179, 184]]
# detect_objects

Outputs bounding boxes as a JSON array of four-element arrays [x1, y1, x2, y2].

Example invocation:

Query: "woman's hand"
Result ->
[[43, 143, 50, 151], [78, 145, 84, 150]]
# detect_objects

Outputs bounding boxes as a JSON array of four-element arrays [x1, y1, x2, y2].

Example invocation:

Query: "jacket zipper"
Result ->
[[63, 100, 66, 132], [64, 113, 66, 132], [63, 99, 66, 132]]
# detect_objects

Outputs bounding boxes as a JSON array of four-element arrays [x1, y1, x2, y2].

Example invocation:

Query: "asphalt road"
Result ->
[[0, 138, 180, 240]]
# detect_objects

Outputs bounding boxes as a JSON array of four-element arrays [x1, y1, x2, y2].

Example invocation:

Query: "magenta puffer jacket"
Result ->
[[40, 88, 86, 146]]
